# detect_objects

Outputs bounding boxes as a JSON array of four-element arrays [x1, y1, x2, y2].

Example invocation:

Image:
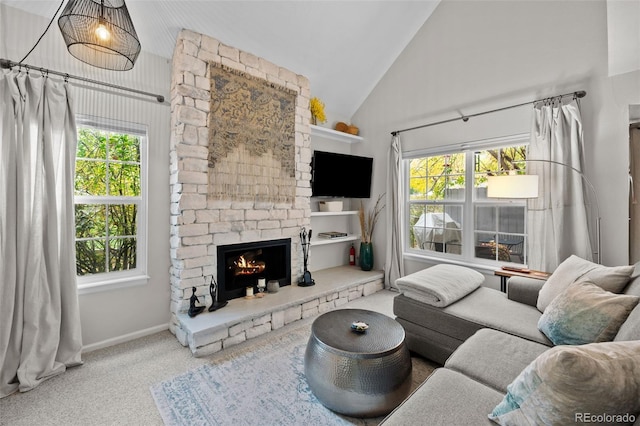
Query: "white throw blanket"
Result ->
[[395, 264, 484, 307]]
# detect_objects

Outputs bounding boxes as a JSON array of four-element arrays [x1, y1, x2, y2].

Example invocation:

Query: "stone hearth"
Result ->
[[176, 266, 384, 357]]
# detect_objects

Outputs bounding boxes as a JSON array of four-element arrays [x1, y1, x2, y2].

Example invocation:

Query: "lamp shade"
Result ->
[[58, 0, 141, 71], [487, 175, 539, 199]]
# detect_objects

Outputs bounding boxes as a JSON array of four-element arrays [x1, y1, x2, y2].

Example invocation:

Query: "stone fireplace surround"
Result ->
[[169, 29, 384, 356], [169, 28, 311, 330]]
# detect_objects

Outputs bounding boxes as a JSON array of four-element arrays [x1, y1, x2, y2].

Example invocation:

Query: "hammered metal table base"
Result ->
[[304, 309, 412, 418]]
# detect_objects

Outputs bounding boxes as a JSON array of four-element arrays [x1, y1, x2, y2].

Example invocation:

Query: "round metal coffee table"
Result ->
[[304, 308, 412, 418]]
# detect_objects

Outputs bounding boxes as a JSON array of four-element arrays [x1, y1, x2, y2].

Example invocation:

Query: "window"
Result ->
[[74, 116, 147, 289], [406, 136, 529, 266]]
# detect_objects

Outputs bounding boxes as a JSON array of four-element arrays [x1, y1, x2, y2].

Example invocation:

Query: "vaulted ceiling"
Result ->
[[2, 0, 440, 119]]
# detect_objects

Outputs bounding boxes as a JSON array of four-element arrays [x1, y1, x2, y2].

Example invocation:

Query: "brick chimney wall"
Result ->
[[168, 29, 312, 335]]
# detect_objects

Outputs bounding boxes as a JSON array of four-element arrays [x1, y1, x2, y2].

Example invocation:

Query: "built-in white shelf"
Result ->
[[311, 234, 360, 246], [310, 124, 363, 144], [310, 210, 359, 246], [311, 210, 359, 217]]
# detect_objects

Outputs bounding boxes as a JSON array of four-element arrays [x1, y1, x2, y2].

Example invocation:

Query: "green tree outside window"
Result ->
[[75, 128, 141, 276]]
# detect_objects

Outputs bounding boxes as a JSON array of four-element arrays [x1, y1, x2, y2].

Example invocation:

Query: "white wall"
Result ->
[[607, 0, 640, 76], [0, 5, 172, 350], [351, 0, 640, 273]]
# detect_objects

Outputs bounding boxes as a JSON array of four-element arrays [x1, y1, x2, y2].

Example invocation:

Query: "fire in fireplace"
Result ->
[[232, 252, 266, 276], [217, 239, 291, 301]]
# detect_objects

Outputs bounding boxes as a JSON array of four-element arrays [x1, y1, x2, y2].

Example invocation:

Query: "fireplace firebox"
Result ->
[[217, 238, 291, 301]]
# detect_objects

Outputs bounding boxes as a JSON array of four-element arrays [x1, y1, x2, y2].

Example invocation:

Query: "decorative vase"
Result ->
[[360, 242, 373, 271], [311, 115, 317, 125]]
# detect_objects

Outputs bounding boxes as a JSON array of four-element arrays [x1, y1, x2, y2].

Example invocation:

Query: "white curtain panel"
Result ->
[[527, 99, 593, 272], [0, 70, 83, 398], [385, 134, 405, 288]]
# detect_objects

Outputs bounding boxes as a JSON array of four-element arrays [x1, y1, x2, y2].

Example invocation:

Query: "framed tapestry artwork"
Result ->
[[208, 62, 297, 203]]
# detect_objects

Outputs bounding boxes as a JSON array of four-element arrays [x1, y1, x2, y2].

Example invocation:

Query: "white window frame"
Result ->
[[402, 133, 530, 269], [75, 115, 149, 294]]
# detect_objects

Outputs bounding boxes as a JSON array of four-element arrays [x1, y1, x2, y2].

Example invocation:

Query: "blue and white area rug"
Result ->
[[151, 321, 385, 425]]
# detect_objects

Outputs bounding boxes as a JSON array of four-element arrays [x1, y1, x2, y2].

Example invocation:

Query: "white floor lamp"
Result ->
[[487, 159, 601, 264]]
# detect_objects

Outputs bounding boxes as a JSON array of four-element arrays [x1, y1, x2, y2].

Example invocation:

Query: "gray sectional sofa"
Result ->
[[382, 261, 640, 425]]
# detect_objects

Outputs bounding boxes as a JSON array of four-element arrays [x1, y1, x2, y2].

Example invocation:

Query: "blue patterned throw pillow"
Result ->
[[537, 280, 639, 345]]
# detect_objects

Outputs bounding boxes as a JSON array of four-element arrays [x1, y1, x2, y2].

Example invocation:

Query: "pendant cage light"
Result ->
[[58, 0, 141, 71]]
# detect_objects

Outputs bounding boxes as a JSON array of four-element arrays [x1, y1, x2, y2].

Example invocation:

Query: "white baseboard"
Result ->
[[82, 323, 169, 353]]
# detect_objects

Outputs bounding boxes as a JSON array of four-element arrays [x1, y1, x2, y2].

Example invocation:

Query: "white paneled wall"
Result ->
[[1, 4, 172, 350]]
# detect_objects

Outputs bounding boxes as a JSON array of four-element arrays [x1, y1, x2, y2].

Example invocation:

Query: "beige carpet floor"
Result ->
[[0, 290, 437, 426]]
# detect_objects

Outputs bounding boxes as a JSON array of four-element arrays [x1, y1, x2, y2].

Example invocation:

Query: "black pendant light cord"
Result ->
[[19, 0, 65, 64]]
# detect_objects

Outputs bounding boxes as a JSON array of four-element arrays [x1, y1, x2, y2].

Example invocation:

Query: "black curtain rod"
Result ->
[[391, 90, 586, 136], [0, 58, 165, 103]]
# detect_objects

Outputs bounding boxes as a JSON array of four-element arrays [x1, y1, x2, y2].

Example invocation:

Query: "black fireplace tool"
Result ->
[[298, 227, 315, 287], [208, 276, 228, 312]]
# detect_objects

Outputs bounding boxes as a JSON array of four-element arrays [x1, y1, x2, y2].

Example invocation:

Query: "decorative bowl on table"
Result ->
[[351, 321, 369, 333]]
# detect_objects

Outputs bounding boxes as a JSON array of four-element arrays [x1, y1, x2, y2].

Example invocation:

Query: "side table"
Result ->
[[304, 308, 412, 418], [494, 268, 551, 292]]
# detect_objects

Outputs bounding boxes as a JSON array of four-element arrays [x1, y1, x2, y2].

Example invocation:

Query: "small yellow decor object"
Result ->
[[310, 97, 327, 125], [358, 194, 385, 244]]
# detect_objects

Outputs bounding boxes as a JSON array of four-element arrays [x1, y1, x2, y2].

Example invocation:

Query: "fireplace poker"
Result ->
[[299, 227, 315, 287]]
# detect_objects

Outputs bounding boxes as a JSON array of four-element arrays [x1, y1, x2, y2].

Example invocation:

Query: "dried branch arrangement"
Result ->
[[359, 193, 385, 244]]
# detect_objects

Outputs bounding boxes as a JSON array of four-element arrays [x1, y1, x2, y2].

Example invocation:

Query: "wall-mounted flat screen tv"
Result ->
[[311, 150, 373, 198]]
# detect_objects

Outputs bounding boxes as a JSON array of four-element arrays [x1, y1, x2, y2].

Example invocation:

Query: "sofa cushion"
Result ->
[[538, 280, 639, 345], [506, 276, 545, 307], [394, 293, 485, 343], [443, 287, 551, 346], [537, 255, 634, 312], [615, 304, 640, 342], [394, 288, 551, 348], [395, 317, 465, 365], [624, 269, 640, 298], [489, 341, 640, 426], [616, 269, 640, 341], [445, 329, 549, 393], [380, 369, 503, 426]]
